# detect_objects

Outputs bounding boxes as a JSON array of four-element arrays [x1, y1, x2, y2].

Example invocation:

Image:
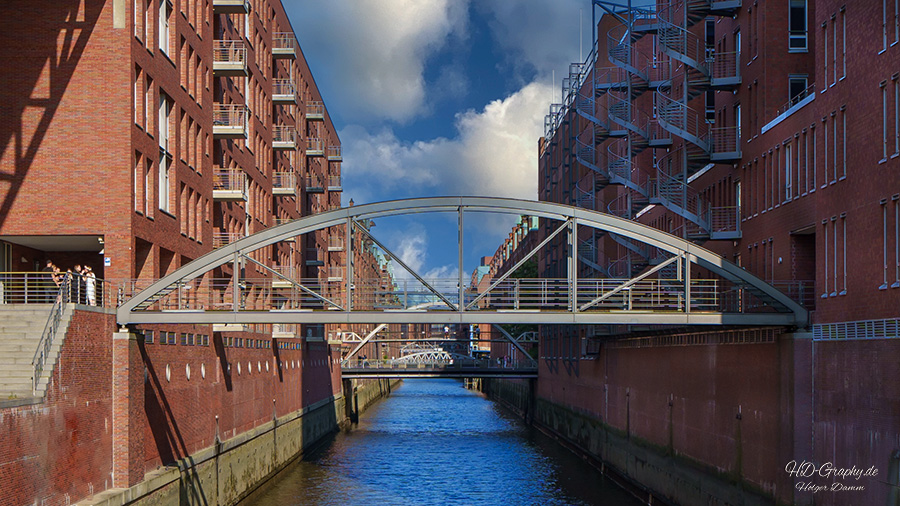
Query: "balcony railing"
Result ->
[[272, 172, 296, 195], [272, 125, 297, 150], [327, 266, 343, 282], [272, 79, 296, 103], [328, 236, 344, 251], [271, 265, 297, 288], [305, 175, 324, 193], [306, 138, 324, 156], [272, 32, 296, 58], [327, 145, 342, 160], [213, 232, 241, 249], [212, 168, 247, 201], [213, 40, 247, 76], [212, 104, 248, 138], [306, 101, 324, 120], [327, 175, 342, 191], [213, 0, 249, 14]]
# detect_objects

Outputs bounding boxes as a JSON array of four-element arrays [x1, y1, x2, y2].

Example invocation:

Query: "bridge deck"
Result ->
[[341, 366, 537, 379]]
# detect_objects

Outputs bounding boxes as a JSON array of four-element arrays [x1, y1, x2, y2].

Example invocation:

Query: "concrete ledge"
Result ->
[[75, 394, 345, 506]]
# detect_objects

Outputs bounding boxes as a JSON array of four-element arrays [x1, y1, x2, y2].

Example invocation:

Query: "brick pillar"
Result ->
[[778, 331, 814, 505], [112, 331, 145, 488]]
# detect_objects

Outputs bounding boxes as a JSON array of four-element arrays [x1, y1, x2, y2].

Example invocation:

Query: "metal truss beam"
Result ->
[[117, 197, 808, 328]]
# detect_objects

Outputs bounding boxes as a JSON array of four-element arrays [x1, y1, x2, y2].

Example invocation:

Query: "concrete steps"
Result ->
[[0, 304, 74, 400]]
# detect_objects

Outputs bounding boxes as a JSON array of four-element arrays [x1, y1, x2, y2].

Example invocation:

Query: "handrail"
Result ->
[[32, 279, 66, 394]]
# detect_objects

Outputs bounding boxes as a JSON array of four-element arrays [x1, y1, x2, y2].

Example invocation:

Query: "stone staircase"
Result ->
[[0, 304, 74, 401]]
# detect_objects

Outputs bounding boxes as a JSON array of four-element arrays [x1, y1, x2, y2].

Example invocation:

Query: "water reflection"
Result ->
[[246, 379, 640, 506]]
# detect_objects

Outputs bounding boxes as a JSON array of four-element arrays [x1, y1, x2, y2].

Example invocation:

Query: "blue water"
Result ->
[[246, 379, 641, 506]]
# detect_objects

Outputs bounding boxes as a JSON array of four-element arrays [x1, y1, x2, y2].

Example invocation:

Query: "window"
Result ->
[[134, 65, 143, 127], [785, 143, 792, 201], [134, 152, 143, 213], [143, 330, 153, 344], [841, 8, 847, 79], [883, 82, 889, 161], [840, 214, 847, 295], [790, 0, 808, 50], [822, 23, 828, 88], [895, 78, 899, 156], [822, 118, 829, 187], [895, 196, 900, 288], [158, 92, 170, 151], [789, 75, 809, 106], [735, 104, 741, 144], [811, 125, 817, 191], [882, 199, 890, 289], [832, 112, 838, 182], [159, 0, 171, 55], [832, 217, 839, 296], [821, 220, 829, 298], [884, 0, 889, 51], [841, 108, 847, 179]]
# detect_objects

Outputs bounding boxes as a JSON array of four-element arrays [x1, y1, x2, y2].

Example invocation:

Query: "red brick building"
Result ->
[[528, 0, 900, 504], [0, 0, 344, 336], [0, 2, 353, 504]]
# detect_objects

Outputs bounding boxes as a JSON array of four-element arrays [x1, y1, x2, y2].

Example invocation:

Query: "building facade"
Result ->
[[0, 0, 345, 338], [530, 0, 899, 504]]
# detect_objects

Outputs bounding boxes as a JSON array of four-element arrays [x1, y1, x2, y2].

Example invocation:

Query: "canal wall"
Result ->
[[485, 327, 815, 506], [0, 307, 397, 506]]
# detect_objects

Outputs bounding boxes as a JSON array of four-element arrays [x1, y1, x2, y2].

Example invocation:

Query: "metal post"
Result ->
[[569, 218, 578, 312], [346, 217, 353, 312], [685, 253, 692, 314], [458, 206, 465, 311], [232, 251, 240, 312]]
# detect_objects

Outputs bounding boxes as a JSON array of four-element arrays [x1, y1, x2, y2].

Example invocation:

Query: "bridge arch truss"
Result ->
[[117, 197, 807, 328]]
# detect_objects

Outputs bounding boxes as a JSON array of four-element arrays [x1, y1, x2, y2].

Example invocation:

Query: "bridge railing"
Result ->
[[342, 358, 538, 371]]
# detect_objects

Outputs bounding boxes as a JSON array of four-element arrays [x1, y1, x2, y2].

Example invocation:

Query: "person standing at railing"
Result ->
[[84, 266, 96, 306], [41, 260, 55, 303]]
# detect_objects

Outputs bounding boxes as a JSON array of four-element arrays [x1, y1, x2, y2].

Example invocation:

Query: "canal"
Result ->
[[244, 379, 643, 506]]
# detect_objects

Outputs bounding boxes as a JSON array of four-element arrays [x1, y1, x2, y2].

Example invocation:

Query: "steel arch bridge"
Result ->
[[116, 197, 807, 328]]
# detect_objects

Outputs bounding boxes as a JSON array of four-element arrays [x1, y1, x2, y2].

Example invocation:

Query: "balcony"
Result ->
[[272, 172, 296, 196], [272, 32, 296, 59], [305, 176, 324, 193], [306, 138, 324, 156], [271, 265, 297, 289], [305, 248, 324, 266], [306, 101, 324, 120], [213, 40, 247, 76], [327, 175, 342, 192], [328, 236, 344, 251], [272, 125, 297, 150], [272, 79, 296, 103], [213, 104, 249, 139], [327, 266, 343, 282], [327, 145, 342, 161], [213, 168, 247, 201], [213, 0, 249, 14], [213, 232, 242, 249]]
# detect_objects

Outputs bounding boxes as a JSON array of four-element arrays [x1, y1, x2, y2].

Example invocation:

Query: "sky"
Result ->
[[285, 0, 594, 281]]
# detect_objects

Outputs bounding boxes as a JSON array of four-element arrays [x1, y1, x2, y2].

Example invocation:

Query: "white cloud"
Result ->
[[391, 229, 458, 282], [289, 0, 469, 123], [342, 80, 552, 205]]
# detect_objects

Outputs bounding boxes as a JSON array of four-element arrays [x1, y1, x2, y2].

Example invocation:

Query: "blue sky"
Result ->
[[285, 1, 593, 280]]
